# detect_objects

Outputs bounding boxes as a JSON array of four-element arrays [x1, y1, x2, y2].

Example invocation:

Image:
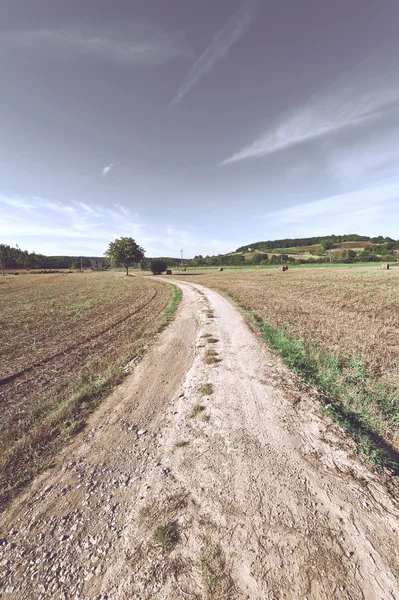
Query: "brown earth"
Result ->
[[1, 279, 398, 599], [178, 267, 399, 378], [0, 271, 173, 506]]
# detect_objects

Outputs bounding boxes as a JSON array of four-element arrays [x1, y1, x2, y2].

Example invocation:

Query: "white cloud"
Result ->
[[1, 24, 188, 67], [0, 195, 143, 254], [261, 182, 399, 239], [102, 164, 114, 177], [327, 132, 399, 186], [170, 0, 257, 106], [0, 194, 234, 257], [221, 65, 399, 165]]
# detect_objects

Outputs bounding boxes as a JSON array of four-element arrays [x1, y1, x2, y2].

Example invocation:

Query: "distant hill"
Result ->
[[236, 234, 395, 253]]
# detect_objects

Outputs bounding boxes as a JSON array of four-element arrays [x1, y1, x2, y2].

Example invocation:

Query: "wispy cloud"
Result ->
[[0, 195, 143, 254], [170, 0, 257, 106], [261, 182, 399, 239], [327, 130, 399, 187], [1, 24, 189, 66], [102, 164, 114, 177], [221, 65, 399, 165], [0, 194, 234, 257]]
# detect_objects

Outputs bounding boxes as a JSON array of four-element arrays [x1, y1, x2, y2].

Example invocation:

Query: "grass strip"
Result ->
[[160, 284, 182, 326], [229, 299, 398, 474]]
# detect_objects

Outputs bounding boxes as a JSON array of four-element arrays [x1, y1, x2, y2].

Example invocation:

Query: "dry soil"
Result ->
[[1, 280, 398, 600]]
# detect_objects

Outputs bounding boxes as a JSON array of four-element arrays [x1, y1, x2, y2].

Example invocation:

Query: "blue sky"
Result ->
[[1, 0, 399, 257]]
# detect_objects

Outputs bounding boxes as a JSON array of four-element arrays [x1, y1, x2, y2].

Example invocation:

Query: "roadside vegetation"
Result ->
[[182, 268, 399, 472], [0, 271, 180, 508]]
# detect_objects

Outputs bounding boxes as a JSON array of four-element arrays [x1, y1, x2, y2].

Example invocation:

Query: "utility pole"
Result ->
[[80, 256, 83, 272], [180, 249, 183, 269]]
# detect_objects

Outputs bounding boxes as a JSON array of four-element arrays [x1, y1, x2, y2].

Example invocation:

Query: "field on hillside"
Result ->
[[180, 266, 399, 462], [0, 271, 174, 505], [182, 266, 399, 374]]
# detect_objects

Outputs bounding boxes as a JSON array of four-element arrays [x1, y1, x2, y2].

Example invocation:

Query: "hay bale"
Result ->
[[218, 267, 223, 271], [166, 269, 172, 275], [181, 267, 186, 272], [279, 265, 287, 272], [381, 263, 390, 270]]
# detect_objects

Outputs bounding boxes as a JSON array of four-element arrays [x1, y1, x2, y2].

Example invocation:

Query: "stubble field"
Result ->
[[180, 266, 399, 467], [0, 271, 174, 506]]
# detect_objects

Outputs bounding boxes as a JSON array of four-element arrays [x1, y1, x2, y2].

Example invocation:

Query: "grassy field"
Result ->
[[184, 262, 395, 271], [0, 271, 176, 506], [179, 266, 399, 471]]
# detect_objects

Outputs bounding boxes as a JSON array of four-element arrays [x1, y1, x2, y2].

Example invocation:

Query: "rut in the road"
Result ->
[[1, 281, 398, 600]]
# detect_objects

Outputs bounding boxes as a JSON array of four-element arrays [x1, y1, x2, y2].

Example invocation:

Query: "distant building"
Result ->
[[90, 258, 104, 271]]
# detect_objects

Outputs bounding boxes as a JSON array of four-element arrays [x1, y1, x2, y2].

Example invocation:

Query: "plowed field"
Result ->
[[0, 271, 173, 504], [180, 266, 399, 376]]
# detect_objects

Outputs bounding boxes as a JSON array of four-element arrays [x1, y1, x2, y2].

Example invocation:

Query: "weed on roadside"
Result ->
[[200, 542, 235, 600], [199, 383, 213, 396], [189, 404, 205, 418], [204, 356, 220, 365], [205, 349, 217, 357], [153, 522, 179, 552], [204, 349, 220, 365], [174, 440, 189, 449]]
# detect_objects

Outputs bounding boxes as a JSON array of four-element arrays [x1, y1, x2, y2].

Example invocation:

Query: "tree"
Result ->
[[322, 241, 334, 250], [105, 237, 145, 275], [269, 255, 281, 265], [0, 244, 8, 275], [139, 258, 149, 271], [251, 253, 268, 265], [193, 255, 205, 267], [334, 249, 356, 263], [150, 259, 167, 275]]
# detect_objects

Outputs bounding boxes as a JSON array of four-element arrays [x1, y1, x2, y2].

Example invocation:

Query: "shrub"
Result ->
[[151, 259, 167, 275]]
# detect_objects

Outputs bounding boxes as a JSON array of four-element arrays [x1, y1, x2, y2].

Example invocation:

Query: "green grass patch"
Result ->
[[153, 522, 179, 552], [240, 310, 398, 473], [199, 383, 214, 396], [161, 284, 182, 324]]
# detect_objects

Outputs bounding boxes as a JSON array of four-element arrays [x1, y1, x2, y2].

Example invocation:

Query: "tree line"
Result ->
[[236, 234, 397, 252], [2, 234, 398, 275], [0, 244, 97, 272]]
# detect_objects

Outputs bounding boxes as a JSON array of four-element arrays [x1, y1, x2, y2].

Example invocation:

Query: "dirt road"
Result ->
[[1, 280, 398, 599]]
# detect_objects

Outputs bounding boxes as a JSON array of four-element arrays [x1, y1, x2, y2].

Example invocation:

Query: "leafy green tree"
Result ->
[[334, 249, 356, 263], [0, 244, 8, 275], [269, 255, 281, 265], [139, 258, 149, 271], [150, 259, 167, 274], [105, 237, 145, 275], [322, 241, 334, 250], [251, 253, 268, 264], [193, 255, 205, 267]]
